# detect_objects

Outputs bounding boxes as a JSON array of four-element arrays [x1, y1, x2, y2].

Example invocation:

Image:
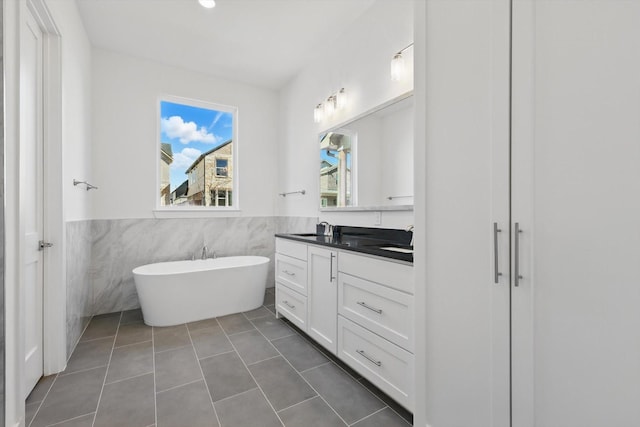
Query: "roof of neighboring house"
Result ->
[[185, 139, 232, 174], [161, 143, 173, 164], [171, 179, 189, 198]]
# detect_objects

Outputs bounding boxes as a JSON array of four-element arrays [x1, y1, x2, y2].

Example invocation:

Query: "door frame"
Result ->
[[4, 0, 65, 425]]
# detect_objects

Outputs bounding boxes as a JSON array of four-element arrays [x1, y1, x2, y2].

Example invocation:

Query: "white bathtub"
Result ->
[[132, 256, 270, 327]]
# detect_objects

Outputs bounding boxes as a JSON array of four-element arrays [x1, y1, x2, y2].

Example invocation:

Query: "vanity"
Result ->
[[274, 227, 414, 411]]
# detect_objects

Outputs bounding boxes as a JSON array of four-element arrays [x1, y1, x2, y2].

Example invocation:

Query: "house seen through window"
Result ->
[[159, 97, 236, 208]]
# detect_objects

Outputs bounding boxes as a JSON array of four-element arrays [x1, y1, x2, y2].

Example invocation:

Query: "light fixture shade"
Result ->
[[314, 103, 324, 123], [198, 0, 216, 8], [324, 96, 336, 117], [336, 88, 347, 109], [391, 53, 405, 81]]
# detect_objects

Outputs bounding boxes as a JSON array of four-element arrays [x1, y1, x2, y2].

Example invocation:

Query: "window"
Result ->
[[215, 158, 228, 177], [159, 96, 237, 209]]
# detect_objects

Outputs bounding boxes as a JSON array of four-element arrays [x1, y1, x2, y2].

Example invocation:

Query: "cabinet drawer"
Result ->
[[338, 273, 413, 352], [338, 251, 413, 294], [338, 316, 414, 411], [276, 254, 307, 295], [276, 238, 308, 261], [276, 284, 307, 332]]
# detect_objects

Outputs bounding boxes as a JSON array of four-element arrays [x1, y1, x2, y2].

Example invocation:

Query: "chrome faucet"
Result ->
[[406, 225, 414, 247], [201, 245, 208, 260]]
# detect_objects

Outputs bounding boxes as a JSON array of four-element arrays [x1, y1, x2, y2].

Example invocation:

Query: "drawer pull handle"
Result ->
[[282, 300, 295, 309], [283, 270, 296, 276], [356, 349, 382, 367], [357, 301, 383, 314]]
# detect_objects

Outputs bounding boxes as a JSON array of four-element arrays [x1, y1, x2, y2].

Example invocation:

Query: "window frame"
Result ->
[[156, 94, 239, 214]]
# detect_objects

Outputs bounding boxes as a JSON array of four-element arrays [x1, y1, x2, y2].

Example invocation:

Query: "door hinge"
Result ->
[[39, 240, 54, 250]]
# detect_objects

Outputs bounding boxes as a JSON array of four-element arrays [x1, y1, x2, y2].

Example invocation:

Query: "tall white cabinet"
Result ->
[[421, 1, 640, 426]]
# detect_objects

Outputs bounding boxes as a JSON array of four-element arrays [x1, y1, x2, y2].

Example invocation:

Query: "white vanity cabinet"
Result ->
[[275, 239, 308, 331], [337, 252, 414, 411], [275, 237, 415, 412], [307, 246, 338, 353]]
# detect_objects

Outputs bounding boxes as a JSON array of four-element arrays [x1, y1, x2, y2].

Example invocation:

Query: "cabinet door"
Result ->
[[511, 2, 640, 426], [307, 246, 338, 353]]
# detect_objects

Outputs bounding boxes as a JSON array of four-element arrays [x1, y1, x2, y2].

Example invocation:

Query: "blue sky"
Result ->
[[160, 100, 233, 190]]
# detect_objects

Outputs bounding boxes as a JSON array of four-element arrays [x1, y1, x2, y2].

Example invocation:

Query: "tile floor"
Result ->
[[26, 288, 412, 427]]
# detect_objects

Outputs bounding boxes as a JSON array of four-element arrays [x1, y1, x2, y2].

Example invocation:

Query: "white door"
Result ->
[[511, 1, 640, 425], [21, 6, 45, 397], [307, 246, 338, 353]]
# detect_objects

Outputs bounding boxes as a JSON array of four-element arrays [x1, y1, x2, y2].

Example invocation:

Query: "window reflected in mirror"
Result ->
[[320, 131, 354, 207]]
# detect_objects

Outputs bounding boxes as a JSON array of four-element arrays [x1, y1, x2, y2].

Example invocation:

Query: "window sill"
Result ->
[[153, 208, 242, 219]]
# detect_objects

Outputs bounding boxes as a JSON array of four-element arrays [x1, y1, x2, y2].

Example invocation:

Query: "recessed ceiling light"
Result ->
[[198, 0, 216, 9]]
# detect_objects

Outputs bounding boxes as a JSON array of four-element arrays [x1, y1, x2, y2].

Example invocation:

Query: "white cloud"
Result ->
[[171, 147, 202, 171], [161, 116, 220, 144]]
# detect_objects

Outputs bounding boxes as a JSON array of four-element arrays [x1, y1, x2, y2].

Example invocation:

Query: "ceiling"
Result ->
[[76, 0, 377, 90]]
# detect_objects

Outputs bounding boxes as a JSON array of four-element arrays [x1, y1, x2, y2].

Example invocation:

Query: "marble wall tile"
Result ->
[[90, 217, 279, 315], [275, 216, 318, 235], [66, 220, 94, 359]]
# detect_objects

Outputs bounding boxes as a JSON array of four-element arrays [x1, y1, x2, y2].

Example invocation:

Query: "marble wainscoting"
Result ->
[[66, 220, 94, 359], [275, 216, 318, 235], [90, 217, 284, 315]]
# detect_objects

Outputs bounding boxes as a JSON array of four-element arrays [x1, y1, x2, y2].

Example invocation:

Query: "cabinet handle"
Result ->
[[356, 349, 382, 367], [357, 301, 383, 314], [515, 223, 523, 287], [282, 300, 295, 309], [330, 252, 336, 281], [493, 223, 502, 284], [283, 270, 296, 276]]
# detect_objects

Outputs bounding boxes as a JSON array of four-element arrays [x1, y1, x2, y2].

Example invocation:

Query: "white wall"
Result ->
[[278, 0, 414, 228], [91, 49, 279, 219]]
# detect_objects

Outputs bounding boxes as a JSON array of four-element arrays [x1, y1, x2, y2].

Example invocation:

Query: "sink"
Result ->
[[378, 246, 413, 254]]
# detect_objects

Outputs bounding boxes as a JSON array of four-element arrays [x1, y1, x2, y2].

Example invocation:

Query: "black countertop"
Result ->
[[275, 226, 413, 264]]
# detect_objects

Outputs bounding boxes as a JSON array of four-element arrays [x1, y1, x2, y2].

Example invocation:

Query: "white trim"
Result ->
[[28, 0, 67, 376], [156, 94, 240, 211]]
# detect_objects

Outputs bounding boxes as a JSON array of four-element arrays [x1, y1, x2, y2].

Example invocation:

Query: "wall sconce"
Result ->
[[391, 42, 414, 81], [314, 104, 324, 123], [313, 88, 347, 123]]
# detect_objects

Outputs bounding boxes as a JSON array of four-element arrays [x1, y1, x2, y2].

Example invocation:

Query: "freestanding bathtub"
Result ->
[[132, 256, 270, 327]]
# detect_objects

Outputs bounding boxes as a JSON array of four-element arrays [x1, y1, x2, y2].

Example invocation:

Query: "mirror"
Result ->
[[319, 94, 414, 210]]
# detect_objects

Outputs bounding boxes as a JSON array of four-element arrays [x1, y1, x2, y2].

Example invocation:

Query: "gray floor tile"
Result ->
[[229, 330, 278, 365], [263, 291, 275, 306], [251, 315, 294, 340], [157, 380, 218, 427], [153, 324, 191, 353], [189, 324, 233, 359], [48, 413, 95, 427], [106, 340, 153, 384], [200, 351, 257, 402], [217, 313, 255, 335], [93, 373, 155, 427], [351, 408, 411, 427], [265, 304, 276, 315], [271, 334, 328, 372], [25, 401, 40, 426], [26, 374, 56, 404], [155, 345, 203, 392], [357, 378, 413, 424], [30, 366, 106, 427], [63, 337, 114, 374], [248, 356, 316, 411], [214, 388, 281, 427], [120, 309, 144, 325], [80, 313, 120, 342], [186, 317, 219, 332], [278, 396, 346, 427], [302, 363, 385, 424], [243, 306, 271, 320], [115, 322, 152, 347]]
